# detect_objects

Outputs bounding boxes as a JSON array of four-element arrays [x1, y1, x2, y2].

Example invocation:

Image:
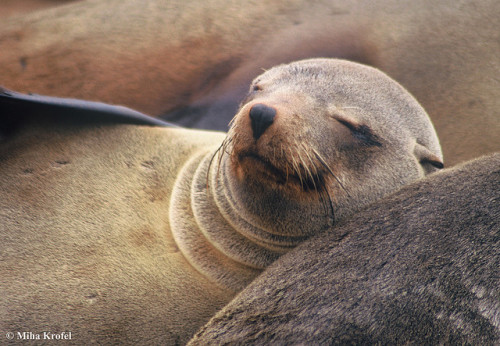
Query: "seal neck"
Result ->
[[169, 149, 297, 291]]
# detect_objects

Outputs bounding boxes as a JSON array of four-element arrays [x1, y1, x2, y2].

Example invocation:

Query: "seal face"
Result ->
[[216, 59, 442, 238]]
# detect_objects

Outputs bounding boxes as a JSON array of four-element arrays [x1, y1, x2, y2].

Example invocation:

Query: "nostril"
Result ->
[[249, 103, 276, 140]]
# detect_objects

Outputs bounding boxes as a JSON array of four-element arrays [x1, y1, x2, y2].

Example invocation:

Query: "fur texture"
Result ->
[[190, 153, 500, 345]]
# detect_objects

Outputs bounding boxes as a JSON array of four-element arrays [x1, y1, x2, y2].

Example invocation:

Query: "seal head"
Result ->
[[221, 58, 443, 238], [171, 59, 443, 291]]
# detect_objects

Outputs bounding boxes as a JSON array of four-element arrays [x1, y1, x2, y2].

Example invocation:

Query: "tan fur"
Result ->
[[190, 153, 500, 345], [0, 0, 498, 165], [1, 59, 442, 343], [0, 124, 230, 344]]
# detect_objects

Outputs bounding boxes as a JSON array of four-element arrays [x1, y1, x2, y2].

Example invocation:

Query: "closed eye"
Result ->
[[336, 118, 382, 147]]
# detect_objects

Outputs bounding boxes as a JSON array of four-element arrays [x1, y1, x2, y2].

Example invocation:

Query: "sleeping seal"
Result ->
[[0, 59, 442, 343]]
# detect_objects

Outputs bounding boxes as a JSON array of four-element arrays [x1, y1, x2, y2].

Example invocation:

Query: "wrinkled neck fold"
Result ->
[[169, 149, 298, 291]]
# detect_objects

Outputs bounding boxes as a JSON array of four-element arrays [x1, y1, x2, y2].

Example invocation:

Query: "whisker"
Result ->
[[303, 145, 319, 177], [323, 184, 336, 225], [282, 145, 290, 182], [290, 150, 304, 187], [296, 144, 315, 190], [298, 143, 318, 191], [227, 116, 237, 129], [312, 148, 351, 197], [208, 135, 234, 190], [302, 143, 321, 175], [221, 137, 233, 156], [207, 142, 225, 190], [317, 185, 329, 218]]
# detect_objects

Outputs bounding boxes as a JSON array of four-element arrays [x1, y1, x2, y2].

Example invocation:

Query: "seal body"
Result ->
[[190, 153, 500, 345], [0, 124, 231, 344], [1, 59, 443, 343]]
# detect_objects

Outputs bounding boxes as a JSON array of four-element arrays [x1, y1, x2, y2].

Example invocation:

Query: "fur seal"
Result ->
[[0, 58, 442, 343], [0, 0, 498, 165], [190, 153, 500, 345]]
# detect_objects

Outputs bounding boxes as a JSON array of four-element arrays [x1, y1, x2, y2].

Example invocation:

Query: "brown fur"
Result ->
[[1, 0, 498, 165], [1, 59, 443, 343], [190, 153, 500, 345]]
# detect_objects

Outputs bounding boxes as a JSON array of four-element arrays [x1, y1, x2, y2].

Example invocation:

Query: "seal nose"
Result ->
[[249, 103, 276, 140]]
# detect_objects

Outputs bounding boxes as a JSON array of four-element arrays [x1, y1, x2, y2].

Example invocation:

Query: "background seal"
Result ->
[[0, 0, 498, 165]]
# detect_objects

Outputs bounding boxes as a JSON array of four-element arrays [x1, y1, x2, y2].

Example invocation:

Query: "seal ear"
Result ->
[[414, 142, 444, 169]]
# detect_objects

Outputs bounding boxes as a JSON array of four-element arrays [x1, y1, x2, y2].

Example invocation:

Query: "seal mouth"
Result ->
[[237, 152, 325, 191]]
